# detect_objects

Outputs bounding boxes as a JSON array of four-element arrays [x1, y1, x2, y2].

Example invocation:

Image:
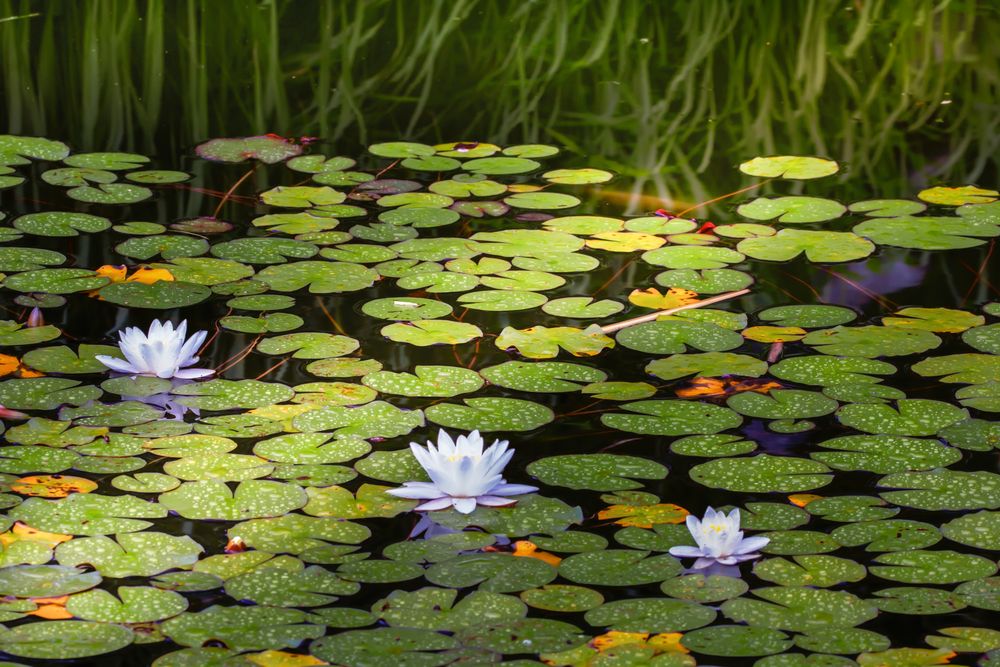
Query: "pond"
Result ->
[[0, 3, 999, 667]]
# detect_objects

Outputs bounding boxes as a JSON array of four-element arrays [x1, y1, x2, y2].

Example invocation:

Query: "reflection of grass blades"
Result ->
[[0, 11, 37, 23], [0, 0, 995, 199]]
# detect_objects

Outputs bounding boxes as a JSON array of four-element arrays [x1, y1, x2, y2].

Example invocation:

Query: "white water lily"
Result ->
[[387, 429, 538, 514], [95, 319, 213, 380], [669, 507, 769, 569]]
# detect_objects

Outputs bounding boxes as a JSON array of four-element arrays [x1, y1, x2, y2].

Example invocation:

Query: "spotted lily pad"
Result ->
[[158, 480, 307, 520], [690, 455, 833, 492], [602, 400, 742, 435], [0, 620, 134, 659], [426, 397, 553, 432], [527, 454, 668, 491]]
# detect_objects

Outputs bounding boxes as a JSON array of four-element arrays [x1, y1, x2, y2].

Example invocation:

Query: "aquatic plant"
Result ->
[[387, 429, 537, 513], [95, 319, 212, 379], [669, 506, 769, 568], [0, 133, 996, 663]]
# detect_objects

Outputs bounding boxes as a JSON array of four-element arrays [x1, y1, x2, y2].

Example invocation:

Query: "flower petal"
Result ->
[[452, 497, 478, 514]]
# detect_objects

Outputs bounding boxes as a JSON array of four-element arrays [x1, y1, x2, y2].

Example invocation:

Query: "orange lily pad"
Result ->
[[628, 287, 700, 310], [598, 503, 689, 528], [11, 475, 99, 498]]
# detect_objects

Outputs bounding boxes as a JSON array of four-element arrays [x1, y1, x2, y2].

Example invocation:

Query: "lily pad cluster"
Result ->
[[0, 139, 997, 665]]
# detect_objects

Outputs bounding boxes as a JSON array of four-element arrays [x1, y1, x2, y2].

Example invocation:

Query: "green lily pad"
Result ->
[[257, 332, 359, 359], [496, 324, 614, 359], [257, 260, 378, 293], [722, 586, 876, 633], [642, 245, 745, 269], [616, 319, 743, 354], [585, 597, 716, 633], [382, 320, 483, 346], [116, 235, 209, 260], [770, 355, 894, 385], [803, 325, 941, 357], [737, 196, 846, 223], [559, 549, 681, 586], [65, 585, 187, 623], [0, 321, 61, 346], [13, 211, 110, 237], [753, 555, 866, 587], [225, 561, 359, 607], [99, 280, 212, 308], [21, 344, 121, 374], [849, 199, 927, 216], [831, 519, 941, 552], [671, 433, 757, 457], [879, 470, 1000, 510], [690, 454, 833, 492], [54, 532, 203, 577], [480, 361, 606, 392], [727, 389, 839, 419], [738, 229, 874, 262], [539, 297, 624, 320], [68, 183, 152, 204], [158, 480, 307, 520], [655, 268, 754, 294], [374, 587, 526, 630], [527, 454, 667, 491], [426, 397, 553, 432], [812, 434, 960, 472], [682, 624, 792, 657], [837, 399, 967, 435], [871, 550, 997, 584], [873, 586, 967, 615], [426, 553, 556, 592], [162, 605, 322, 651], [10, 493, 166, 534], [646, 352, 767, 380], [170, 379, 290, 411], [293, 401, 424, 439], [0, 564, 101, 597], [0, 378, 102, 410], [854, 215, 1000, 249], [759, 304, 856, 328], [252, 432, 370, 464], [739, 155, 839, 179], [362, 366, 484, 397], [602, 399, 742, 435], [0, 620, 133, 660]]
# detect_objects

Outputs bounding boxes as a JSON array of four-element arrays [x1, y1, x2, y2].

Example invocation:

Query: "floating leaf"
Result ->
[[0, 620, 133, 659], [159, 480, 306, 520], [854, 215, 1000, 249], [196, 136, 302, 163], [690, 455, 833, 492], [162, 605, 322, 652], [382, 320, 482, 346], [738, 229, 874, 263], [528, 454, 667, 491], [737, 196, 846, 223], [918, 185, 999, 205], [739, 156, 839, 180], [602, 400, 742, 435], [803, 325, 941, 357], [426, 397, 553, 432]]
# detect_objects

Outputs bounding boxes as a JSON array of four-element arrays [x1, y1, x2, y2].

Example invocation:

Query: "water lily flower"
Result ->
[[95, 319, 213, 380], [387, 429, 537, 514], [669, 507, 769, 569]]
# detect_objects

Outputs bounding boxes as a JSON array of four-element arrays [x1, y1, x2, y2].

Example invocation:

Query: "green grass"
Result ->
[[0, 0, 997, 204]]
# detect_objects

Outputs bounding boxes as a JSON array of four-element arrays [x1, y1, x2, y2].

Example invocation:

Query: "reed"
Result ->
[[0, 0, 996, 206]]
